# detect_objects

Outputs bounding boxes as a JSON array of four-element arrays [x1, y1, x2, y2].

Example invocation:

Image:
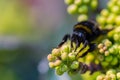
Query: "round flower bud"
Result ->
[[55, 67, 64, 75], [74, 0, 82, 6], [54, 60, 62, 67], [99, 49, 104, 53], [111, 5, 119, 14], [47, 54, 55, 62], [103, 46, 107, 51], [106, 14, 116, 24], [104, 51, 110, 56], [61, 52, 68, 61], [97, 16, 106, 25], [104, 39, 112, 47], [105, 55, 113, 62], [96, 74, 105, 80], [107, 69, 116, 75], [52, 48, 60, 57], [101, 61, 109, 68], [49, 62, 55, 68], [117, 72, 120, 79], [67, 4, 78, 14], [114, 34, 119, 41], [101, 9, 109, 17], [61, 45, 69, 53], [83, 0, 90, 4], [111, 57, 118, 66], [70, 61, 79, 69], [85, 53, 94, 62], [77, 14, 88, 22], [64, 0, 73, 5], [78, 5, 88, 14], [115, 16, 120, 25], [61, 64, 68, 72], [68, 52, 76, 61], [110, 73, 116, 80], [90, 0, 98, 10], [98, 43, 104, 49]]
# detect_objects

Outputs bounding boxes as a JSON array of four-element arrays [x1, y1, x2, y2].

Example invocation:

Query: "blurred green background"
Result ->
[[0, 0, 108, 80]]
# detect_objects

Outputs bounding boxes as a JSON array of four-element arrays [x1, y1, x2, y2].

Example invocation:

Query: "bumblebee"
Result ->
[[58, 21, 111, 57]]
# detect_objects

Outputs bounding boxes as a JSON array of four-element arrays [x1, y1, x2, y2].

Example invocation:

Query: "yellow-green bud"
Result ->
[[78, 5, 88, 14], [52, 48, 60, 57], [111, 57, 118, 66], [61, 64, 68, 72], [74, 0, 82, 6], [96, 74, 105, 80], [85, 53, 94, 62], [113, 34, 119, 41], [105, 55, 113, 62], [61, 45, 69, 53], [77, 14, 88, 22], [55, 67, 64, 75], [49, 62, 55, 68], [106, 69, 116, 75], [111, 5, 119, 14], [98, 55, 104, 61], [104, 39, 112, 47], [101, 61, 109, 68], [67, 4, 78, 14], [83, 0, 90, 4], [117, 72, 120, 79], [90, 0, 98, 10], [61, 52, 68, 61], [115, 16, 120, 25], [47, 54, 55, 62], [54, 60, 62, 67], [70, 61, 79, 69], [68, 53, 76, 61], [64, 0, 73, 5], [101, 9, 109, 17], [110, 73, 116, 80]]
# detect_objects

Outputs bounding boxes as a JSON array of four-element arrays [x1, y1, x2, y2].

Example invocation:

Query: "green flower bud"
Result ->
[[90, 0, 98, 10], [111, 5, 119, 14], [115, 16, 120, 25], [117, 0, 120, 7], [52, 48, 60, 57], [111, 57, 118, 66], [105, 55, 113, 62], [64, 0, 73, 5], [101, 61, 109, 68], [61, 52, 68, 61], [109, 47, 114, 54], [61, 64, 68, 72], [114, 34, 119, 41], [107, 2, 114, 9], [68, 52, 76, 61], [78, 5, 88, 14], [74, 0, 82, 6], [101, 9, 109, 17], [104, 75, 111, 80], [83, 0, 90, 4], [97, 16, 106, 25], [67, 4, 78, 14], [107, 69, 116, 75], [61, 45, 69, 53], [104, 39, 112, 47], [55, 67, 64, 75], [70, 61, 79, 69], [47, 54, 55, 62], [77, 14, 88, 22], [54, 60, 62, 67], [106, 14, 116, 24], [49, 62, 55, 68], [117, 72, 120, 79], [96, 74, 105, 80]]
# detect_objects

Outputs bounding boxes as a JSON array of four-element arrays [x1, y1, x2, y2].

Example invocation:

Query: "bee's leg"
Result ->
[[78, 40, 89, 57], [58, 34, 70, 48], [88, 43, 96, 52]]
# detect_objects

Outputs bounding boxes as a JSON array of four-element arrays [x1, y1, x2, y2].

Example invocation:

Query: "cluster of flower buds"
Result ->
[[97, 69, 120, 80], [47, 41, 102, 75], [96, 0, 120, 29], [64, 0, 98, 22]]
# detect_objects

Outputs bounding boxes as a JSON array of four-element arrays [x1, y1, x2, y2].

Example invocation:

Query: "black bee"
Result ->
[[58, 21, 111, 58]]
